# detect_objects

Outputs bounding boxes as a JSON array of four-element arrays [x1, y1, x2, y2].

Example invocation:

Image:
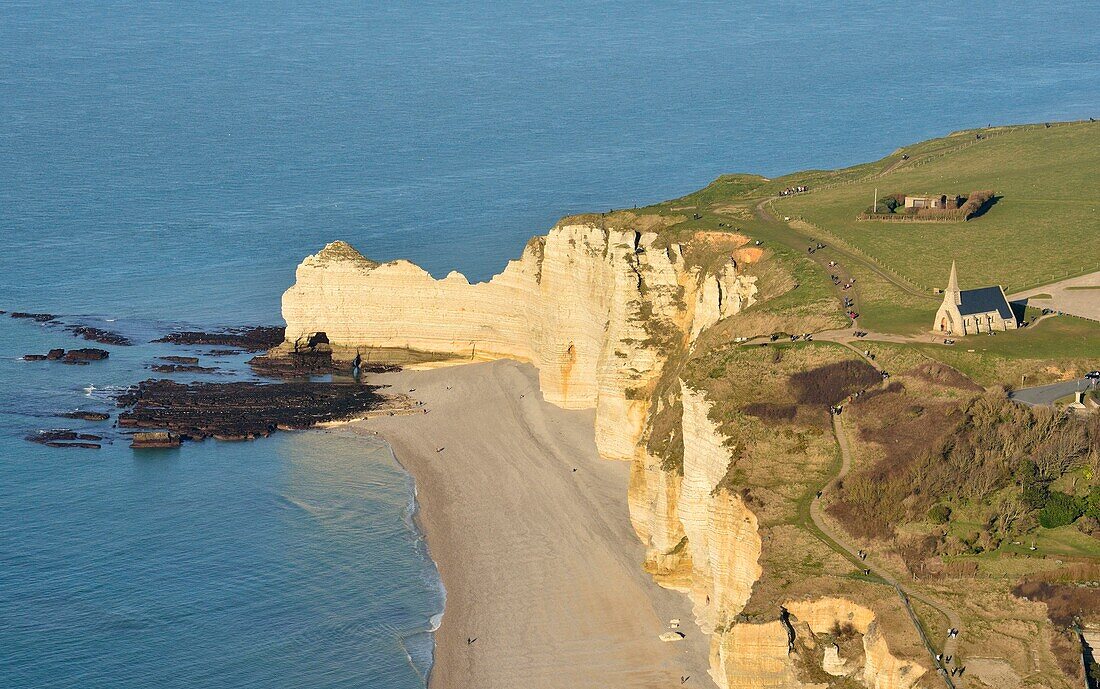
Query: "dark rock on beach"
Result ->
[[23, 354, 48, 361], [206, 349, 243, 356], [153, 326, 285, 352], [47, 348, 66, 360], [59, 410, 111, 421], [67, 325, 133, 346], [26, 429, 104, 449], [11, 312, 57, 322], [117, 378, 404, 442], [248, 348, 398, 378]]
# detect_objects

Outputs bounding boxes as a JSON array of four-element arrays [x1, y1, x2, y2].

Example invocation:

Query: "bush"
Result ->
[[959, 189, 995, 219], [1021, 479, 1050, 510], [927, 503, 952, 524], [1038, 491, 1085, 529], [1086, 484, 1100, 519], [862, 193, 903, 215]]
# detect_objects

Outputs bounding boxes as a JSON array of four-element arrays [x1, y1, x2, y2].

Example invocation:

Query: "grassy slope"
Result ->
[[772, 121, 1100, 294], [624, 122, 1099, 683], [628, 120, 1100, 365]]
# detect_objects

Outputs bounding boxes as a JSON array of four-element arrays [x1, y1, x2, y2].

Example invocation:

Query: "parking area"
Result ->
[[1011, 271, 1100, 322]]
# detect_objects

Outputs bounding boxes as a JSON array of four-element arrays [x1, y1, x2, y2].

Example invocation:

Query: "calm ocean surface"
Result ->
[[1, 1, 1096, 686]]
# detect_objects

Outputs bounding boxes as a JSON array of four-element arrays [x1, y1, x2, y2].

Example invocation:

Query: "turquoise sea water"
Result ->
[[1, 1, 1097, 687]]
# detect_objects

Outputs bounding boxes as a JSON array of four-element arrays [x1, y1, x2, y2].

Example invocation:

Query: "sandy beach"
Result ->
[[352, 359, 711, 689]]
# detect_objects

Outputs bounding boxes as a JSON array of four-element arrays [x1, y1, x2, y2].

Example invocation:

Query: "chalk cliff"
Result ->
[[282, 220, 923, 688], [283, 224, 753, 462]]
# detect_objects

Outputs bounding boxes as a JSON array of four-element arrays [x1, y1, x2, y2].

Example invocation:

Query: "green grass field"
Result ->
[[772, 121, 1100, 294], [613, 120, 1099, 337]]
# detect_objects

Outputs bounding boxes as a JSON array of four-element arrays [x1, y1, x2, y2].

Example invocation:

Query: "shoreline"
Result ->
[[352, 359, 712, 689], [393, 440, 447, 687]]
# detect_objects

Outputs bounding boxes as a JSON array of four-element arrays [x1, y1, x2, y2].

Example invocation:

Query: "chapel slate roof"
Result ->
[[958, 286, 1013, 319]]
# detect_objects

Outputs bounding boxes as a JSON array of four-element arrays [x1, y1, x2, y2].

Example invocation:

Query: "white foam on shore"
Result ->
[[379, 435, 447, 683]]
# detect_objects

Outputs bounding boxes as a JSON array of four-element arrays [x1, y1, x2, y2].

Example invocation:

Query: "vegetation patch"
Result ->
[[858, 190, 995, 222], [835, 392, 1100, 549], [789, 360, 881, 406], [1012, 579, 1100, 626]]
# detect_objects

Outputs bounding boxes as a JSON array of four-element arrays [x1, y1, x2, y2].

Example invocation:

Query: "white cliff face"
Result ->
[[712, 621, 802, 689], [691, 269, 758, 341], [630, 389, 927, 689], [283, 227, 755, 462], [678, 385, 762, 633], [283, 226, 926, 689], [786, 598, 926, 689]]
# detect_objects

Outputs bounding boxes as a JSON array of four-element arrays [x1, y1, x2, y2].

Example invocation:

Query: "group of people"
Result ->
[[779, 185, 808, 196], [936, 652, 964, 674], [832, 386, 868, 416]]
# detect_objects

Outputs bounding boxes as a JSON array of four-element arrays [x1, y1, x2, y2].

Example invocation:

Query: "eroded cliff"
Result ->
[[280, 220, 925, 688]]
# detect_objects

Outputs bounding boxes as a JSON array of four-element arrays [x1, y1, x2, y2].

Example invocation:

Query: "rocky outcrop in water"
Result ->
[[66, 325, 133, 346], [116, 379, 407, 441], [26, 429, 103, 449], [58, 410, 110, 421], [10, 312, 57, 322], [23, 348, 109, 364], [153, 326, 285, 352]]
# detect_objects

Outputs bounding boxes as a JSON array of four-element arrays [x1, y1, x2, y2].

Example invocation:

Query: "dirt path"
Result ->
[[754, 198, 936, 303], [812, 413, 964, 685]]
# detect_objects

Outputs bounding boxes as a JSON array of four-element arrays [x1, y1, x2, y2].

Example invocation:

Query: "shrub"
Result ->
[[862, 193, 903, 215], [1012, 579, 1100, 627], [1038, 491, 1085, 529], [1021, 478, 1051, 510], [1086, 485, 1100, 519], [959, 189, 995, 219], [927, 503, 952, 524]]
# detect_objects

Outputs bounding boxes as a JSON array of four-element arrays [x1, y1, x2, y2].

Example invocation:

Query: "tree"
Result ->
[[1038, 492, 1085, 529]]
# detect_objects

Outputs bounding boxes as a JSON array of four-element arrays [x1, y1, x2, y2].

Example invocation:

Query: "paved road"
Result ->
[[1009, 378, 1097, 406]]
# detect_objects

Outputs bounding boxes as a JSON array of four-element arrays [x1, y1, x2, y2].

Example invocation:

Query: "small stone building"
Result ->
[[905, 194, 962, 210], [934, 262, 1018, 335]]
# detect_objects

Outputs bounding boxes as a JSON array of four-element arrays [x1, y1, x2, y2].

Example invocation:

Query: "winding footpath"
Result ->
[[812, 412, 964, 687], [741, 135, 1054, 683], [754, 197, 936, 304]]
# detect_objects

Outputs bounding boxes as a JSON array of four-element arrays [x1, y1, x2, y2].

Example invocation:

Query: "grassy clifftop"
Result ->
[[632, 122, 1100, 685], [771, 121, 1100, 294]]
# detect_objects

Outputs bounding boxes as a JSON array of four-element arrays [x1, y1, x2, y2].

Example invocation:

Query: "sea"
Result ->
[[1, 1, 1096, 687]]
